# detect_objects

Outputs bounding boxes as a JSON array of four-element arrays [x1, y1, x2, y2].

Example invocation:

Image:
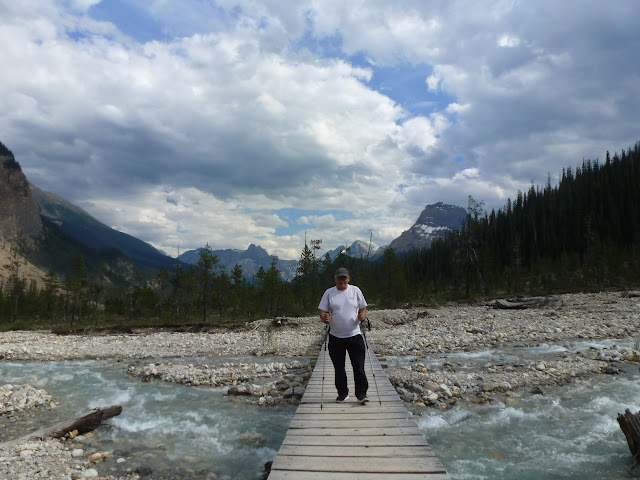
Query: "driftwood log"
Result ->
[[489, 297, 563, 310], [618, 409, 640, 468], [1, 405, 122, 446]]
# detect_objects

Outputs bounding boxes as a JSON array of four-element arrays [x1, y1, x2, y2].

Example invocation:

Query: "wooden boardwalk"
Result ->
[[269, 342, 449, 480]]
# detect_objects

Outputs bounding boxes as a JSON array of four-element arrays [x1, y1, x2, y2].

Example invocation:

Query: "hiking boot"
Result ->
[[358, 396, 369, 405], [335, 394, 349, 403]]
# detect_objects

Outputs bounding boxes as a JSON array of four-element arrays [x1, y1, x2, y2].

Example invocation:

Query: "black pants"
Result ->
[[328, 333, 368, 399]]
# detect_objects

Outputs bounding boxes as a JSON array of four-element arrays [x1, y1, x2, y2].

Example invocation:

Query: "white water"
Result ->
[[414, 339, 640, 479], [2, 341, 639, 479], [0, 359, 295, 479]]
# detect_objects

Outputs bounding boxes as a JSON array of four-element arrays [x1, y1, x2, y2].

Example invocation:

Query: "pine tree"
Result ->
[[197, 244, 219, 323]]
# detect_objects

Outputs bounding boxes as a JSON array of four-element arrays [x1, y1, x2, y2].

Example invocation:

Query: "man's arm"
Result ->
[[319, 309, 331, 323], [357, 307, 367, 322]]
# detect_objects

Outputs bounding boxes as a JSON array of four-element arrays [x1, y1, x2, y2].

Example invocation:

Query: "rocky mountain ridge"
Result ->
[[388, 202, 467, 254], [327, 239, 384, 260], [178, 244, 298, 281], [0, 142, 42, 241]]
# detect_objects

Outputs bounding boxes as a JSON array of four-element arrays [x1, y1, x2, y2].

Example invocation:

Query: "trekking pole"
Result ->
[[361, 317, 381, 406], [320, 323, 329, 410]]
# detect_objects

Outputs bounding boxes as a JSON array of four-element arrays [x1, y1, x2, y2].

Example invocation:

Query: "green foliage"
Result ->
[[293, 237, 323, 312], [197, 243, 219, 322]]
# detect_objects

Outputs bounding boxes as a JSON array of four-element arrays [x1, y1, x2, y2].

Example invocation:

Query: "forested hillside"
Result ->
[[402, 143, 640, 299]]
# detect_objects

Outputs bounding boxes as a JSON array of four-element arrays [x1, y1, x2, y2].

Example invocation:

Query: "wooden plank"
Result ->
[[296, 404, 405, 410], [269, 472, 449, 480], [283, 427, 424, 436], [268, 345, 448, 480], [301, 396, 401, 402], [271, 455, 446, 473], [277, 445, 436, 457], [289, 419, 416, 428], [292, 413, 409, 420], [299, 399, 404, 405], [307, 378, 395, 391], [303, 388, 394, 393], [294, 406, 409, 414], [281, 434, 429, 447], [303, 387, 397, 394]]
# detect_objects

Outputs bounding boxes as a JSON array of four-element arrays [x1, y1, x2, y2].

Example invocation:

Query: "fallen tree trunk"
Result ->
[[490, 299, 530, 310], [1, 405, 122, 446], [489, 297, 562, 310], [617, 409, 640, 468]]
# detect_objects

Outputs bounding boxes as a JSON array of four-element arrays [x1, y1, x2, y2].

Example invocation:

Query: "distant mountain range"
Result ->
[[2, 141, 468, 282], [179, 244, 298, 281], [327, 239, 383, 260], [29, 187, 467, 280], [29, 190, 467, 280]]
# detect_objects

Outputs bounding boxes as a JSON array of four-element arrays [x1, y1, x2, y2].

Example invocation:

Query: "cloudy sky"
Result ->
[[1, 1, 639, 260]]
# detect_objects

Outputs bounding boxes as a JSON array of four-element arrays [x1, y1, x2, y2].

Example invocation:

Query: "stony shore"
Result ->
[[1, 290, 639, 478]]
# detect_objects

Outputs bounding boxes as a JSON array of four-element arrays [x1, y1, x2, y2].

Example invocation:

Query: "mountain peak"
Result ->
[[247, 243, 268, 254], [327, 239, 380, 260], [0, 143, 43, 240], [388, 202, 466, 254]]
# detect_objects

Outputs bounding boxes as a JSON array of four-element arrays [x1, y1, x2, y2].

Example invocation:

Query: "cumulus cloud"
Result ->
[[2, 0, 639, 259]]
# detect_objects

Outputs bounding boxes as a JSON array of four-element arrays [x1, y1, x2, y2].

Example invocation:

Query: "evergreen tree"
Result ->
[[197, 243, 219, 323], [230, 264, 244, 319], [43, 268, 61, 321]]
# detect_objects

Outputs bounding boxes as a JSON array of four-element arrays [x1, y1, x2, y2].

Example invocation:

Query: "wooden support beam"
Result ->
[[618, 408, 640, 468]]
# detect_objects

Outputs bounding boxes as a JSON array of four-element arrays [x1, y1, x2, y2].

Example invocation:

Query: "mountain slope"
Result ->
[[31, 185, 176, 270], [388, 202, 467, 254]]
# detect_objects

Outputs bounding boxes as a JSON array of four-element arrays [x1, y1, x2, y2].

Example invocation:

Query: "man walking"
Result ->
[[318, 267, 369, 404]]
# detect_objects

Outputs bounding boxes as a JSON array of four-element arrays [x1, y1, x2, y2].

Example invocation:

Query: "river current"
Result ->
[[1, 341, 638, 479], [413, 339, 640, 480]]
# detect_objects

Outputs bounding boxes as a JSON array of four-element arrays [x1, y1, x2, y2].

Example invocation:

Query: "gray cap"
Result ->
[[334, 267, 349, 277]]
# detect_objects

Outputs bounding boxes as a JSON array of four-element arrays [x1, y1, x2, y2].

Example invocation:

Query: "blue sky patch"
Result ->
[[273, 208, 356, 237], [89, 0, 167, 43]]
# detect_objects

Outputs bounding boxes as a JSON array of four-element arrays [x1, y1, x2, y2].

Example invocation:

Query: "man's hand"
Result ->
[[319, 310, 331, 323], [357, 307, 367, 322]]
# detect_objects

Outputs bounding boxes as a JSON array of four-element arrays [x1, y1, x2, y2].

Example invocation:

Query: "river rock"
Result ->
[[535, 362, 546, 371], [71, 448, 84, 458], [88, 452, 103, 463]]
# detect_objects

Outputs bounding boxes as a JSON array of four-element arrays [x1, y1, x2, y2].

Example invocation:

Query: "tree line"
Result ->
[[402, 142, 640, 299], [1, 142, 639, 329]]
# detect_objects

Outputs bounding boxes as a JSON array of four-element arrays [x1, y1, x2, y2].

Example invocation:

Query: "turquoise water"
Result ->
[[415, 341, 640, 480], [0, 359, 295, 479], [1, 341, 639, 479]]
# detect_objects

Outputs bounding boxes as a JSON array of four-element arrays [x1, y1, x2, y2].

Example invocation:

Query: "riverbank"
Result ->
[[2, 291, 638, 406], [1, 291, 639, 478]]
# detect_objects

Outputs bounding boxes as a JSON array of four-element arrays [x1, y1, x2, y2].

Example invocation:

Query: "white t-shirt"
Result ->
[[318, 284, 367, 338]]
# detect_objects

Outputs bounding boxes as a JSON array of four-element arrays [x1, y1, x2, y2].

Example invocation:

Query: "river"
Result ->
[[1, 341, 638, 479]]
